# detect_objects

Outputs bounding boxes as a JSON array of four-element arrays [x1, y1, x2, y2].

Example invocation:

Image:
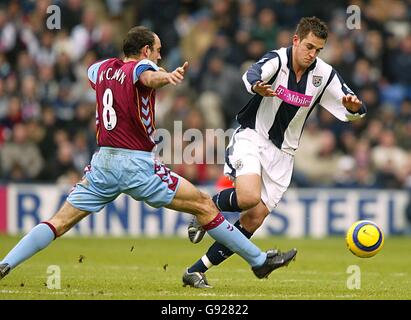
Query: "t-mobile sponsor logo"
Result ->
[[275, 85, 313, 107]]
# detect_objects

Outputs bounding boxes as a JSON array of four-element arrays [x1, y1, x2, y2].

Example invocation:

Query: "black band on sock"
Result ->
[[212, 188, 242, 212], [234, 220, 253, 239]]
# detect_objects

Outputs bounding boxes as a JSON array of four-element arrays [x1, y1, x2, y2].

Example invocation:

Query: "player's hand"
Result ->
[[168, 61, 189, 85], [252, 81, 277, 97], [342, 94, 362, 113], [176, 61, 188, 75]]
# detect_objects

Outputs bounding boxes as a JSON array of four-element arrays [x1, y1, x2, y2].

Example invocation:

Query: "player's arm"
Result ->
[[138, 61, 188, 89], [242, 51, 280, 96], [319, 69, 367, 122]]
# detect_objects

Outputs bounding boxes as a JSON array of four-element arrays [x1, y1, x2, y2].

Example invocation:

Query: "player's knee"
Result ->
[[237, 193, 260, 210], [199, 191, 212, 202], [239, 213, 265, 233], [195, 196, 218, 218]]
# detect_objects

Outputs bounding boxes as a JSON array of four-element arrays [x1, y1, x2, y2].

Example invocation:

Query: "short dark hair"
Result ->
[[295, 17, 328, 40], [123, 26, 155, 57]]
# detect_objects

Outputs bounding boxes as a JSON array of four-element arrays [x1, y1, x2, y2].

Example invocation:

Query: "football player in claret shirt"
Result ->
[[0, 26, 296, 285], [185, 17, 366, 288]]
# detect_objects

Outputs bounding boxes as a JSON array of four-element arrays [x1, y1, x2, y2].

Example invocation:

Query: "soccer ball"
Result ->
[[345, 220, 384, 258]]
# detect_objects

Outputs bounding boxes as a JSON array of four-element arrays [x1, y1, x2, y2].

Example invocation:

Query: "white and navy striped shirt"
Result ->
[[238, 46, 366, 156]]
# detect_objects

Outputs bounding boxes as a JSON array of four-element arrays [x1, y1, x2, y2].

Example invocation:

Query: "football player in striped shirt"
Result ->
[[184, 16, 365, 288]]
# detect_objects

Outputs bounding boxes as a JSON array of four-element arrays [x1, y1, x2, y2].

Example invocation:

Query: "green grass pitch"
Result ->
[[0, 235, 410, 300]]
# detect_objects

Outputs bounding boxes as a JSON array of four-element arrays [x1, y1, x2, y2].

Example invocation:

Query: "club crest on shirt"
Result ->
[[234, 159, 243, 171], [312, 75, 323, 87]]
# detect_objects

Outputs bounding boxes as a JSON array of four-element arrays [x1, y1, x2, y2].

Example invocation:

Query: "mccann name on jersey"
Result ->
[[98, 67, 127, 84]]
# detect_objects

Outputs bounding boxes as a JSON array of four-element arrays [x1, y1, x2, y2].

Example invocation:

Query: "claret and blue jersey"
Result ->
[[87, 58, 160, 152], [65, 58, 181, 212]]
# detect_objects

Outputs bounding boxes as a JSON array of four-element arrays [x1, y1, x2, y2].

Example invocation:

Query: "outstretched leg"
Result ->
[[168, 177, 296, 288], [166, 177, 267, 268], [0, 202, 89, 279]]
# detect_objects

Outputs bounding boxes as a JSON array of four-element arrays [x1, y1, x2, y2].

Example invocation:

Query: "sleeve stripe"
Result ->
[[244, 51, 280, 94], [87, 59, 109, 84], [242, 72, 253, 94], [334, 69, 367, 115], [133, 59, 159, 83], [335, 70, 355, 95], [245, 52, 279, 86]]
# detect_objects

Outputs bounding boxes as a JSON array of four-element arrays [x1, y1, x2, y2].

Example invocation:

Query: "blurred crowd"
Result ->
[[1, 0, 411, 190]]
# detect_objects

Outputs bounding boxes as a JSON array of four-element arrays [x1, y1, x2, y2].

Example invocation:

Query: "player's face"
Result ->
[[148, 34, 162, 65], [293, 32, 325, 69]]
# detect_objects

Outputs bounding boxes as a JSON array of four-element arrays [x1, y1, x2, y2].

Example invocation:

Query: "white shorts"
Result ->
[[224, 127, 294, 211]]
